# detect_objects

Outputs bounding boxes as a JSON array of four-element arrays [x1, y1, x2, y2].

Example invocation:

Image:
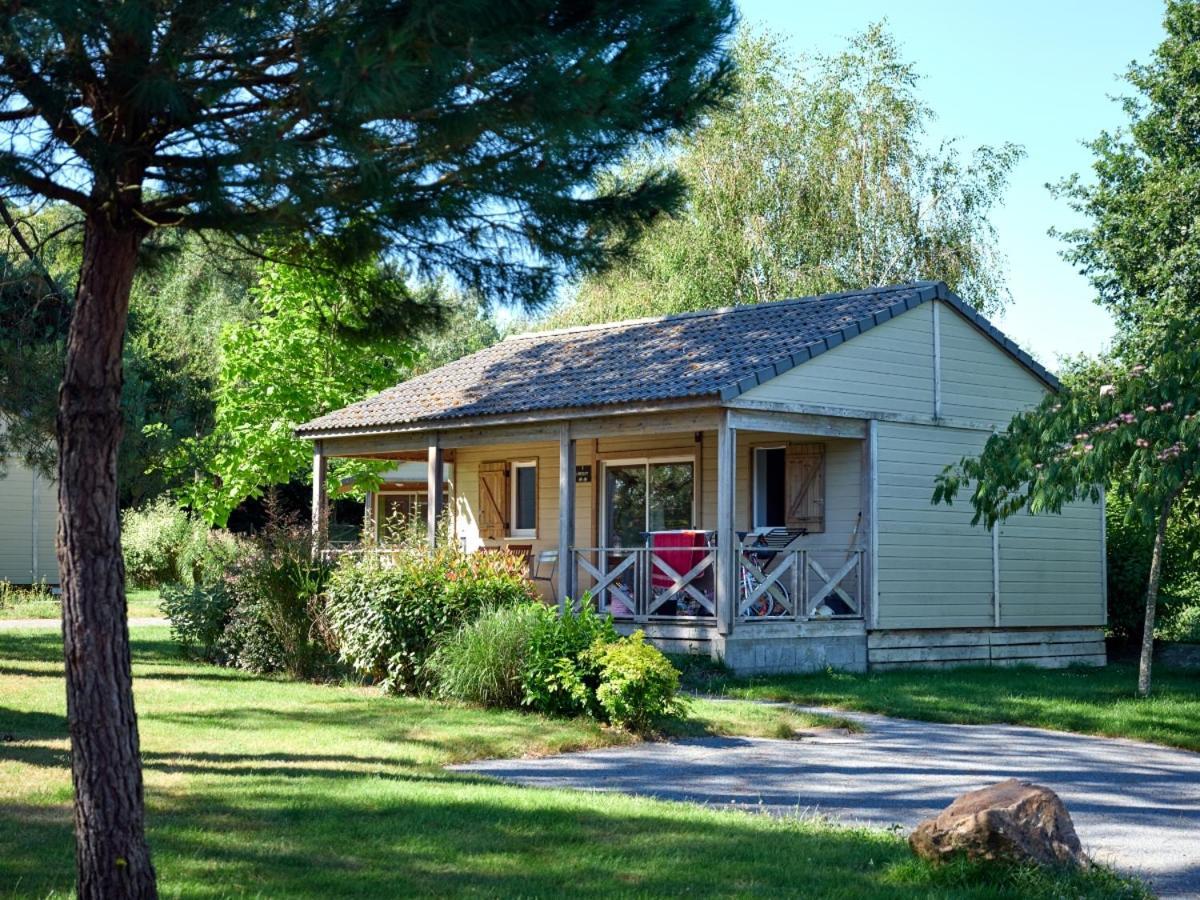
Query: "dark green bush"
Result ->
[[160, 511, 334, 678], [160, 582, 234, 661], [520, 599, 618, 718], [588, 631, 682, 731], [326, 547, 537, 694], [1105, 492, 1200, 644], [426, 603, 549, 707]]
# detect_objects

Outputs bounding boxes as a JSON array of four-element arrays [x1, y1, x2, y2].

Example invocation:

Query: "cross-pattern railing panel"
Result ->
[[737, 548, 864, 622], [572, 547, 716, 621]]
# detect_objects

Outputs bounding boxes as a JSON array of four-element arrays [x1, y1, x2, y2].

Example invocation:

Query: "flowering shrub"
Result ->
[[326, 547, 537, 694]]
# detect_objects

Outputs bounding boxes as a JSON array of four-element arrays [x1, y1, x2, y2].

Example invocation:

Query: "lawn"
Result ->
[[682, 659, 1200, 752], [0, 587, 160, 621], [0, 628, 1145, 898]]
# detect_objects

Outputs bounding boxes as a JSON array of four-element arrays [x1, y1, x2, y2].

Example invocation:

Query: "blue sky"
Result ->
[[737, 0, 1167, 368]]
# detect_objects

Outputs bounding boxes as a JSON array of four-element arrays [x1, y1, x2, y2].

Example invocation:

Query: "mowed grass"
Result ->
[[0, 629, 1146, 899], [0, 588, 160, 621], [683, 659, 1200, 752]]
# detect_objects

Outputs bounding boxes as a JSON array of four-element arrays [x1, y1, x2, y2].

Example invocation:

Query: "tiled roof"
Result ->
[[297, 280, 1057, 436]]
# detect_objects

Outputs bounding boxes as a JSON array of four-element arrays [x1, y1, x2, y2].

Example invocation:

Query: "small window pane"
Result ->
[[515, 466, 537, 531], [648, 462, 693, 531], [754, 448, 786, 528]]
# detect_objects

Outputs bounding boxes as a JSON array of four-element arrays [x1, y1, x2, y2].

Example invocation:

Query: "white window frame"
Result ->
[[599, 455, 697, 549], [751, 445, 788, 530], [509, 460, 538, 538]]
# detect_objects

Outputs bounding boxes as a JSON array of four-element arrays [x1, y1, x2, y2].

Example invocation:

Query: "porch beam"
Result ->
[[311, 440, 328, 548], [715, 410, 737, 636], [557, 424, 576, 610], [726, 409, 866, 439], [725, 397, 1003, 434], [427, 442, 444, 548]]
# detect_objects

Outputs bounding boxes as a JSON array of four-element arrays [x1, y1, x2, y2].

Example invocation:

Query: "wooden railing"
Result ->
[[571, 545, 864, 623], [737, 547, 864, 621], [572, 547, 717, 621]]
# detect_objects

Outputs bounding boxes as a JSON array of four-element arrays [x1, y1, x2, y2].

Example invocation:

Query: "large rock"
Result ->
[[909, 779, 1088, 868]]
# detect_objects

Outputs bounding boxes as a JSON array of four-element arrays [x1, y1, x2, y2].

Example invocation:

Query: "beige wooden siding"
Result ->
[[998, 500, 1104, 627], [938, 302, 1048, 424], [739, 303, 935, 417], [875, 422, 995, 628], [0, 461, 58, 584], [734, 433, 862, 549]]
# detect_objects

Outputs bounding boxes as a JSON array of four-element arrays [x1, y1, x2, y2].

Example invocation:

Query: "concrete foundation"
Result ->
[[867, 627, 1107, 670], [621, 618, 868, 675]]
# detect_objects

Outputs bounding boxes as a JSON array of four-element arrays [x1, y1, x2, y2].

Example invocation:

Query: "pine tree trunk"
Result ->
[[57, 217, 157, 899], [1137, 488, 1180, 699]]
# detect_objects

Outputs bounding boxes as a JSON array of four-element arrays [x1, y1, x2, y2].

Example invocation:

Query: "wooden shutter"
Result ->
[[785, 444, 825, 533], [478, 461, 510, 541]]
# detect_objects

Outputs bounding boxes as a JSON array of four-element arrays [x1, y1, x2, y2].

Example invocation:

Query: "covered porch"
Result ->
[[311, 406, 873, 671]]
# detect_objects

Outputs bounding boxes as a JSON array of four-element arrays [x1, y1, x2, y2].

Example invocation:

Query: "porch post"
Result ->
[[311, 439, 328, 549], [363, 491, 376, 544], [427, 440, 444, 548], [866, 419, 879, 628], [557, 423, 576, 611], [715, 410, 737, 635]]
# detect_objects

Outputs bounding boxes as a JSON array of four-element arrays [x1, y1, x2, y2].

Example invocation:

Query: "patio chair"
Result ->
[[530, 549, 558, 603]]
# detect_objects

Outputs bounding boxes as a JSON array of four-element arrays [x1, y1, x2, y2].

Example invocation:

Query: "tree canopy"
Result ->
[[934, 0, 1200, 697], [0, 4, 737, 896], [550, 25, 1022, 327]]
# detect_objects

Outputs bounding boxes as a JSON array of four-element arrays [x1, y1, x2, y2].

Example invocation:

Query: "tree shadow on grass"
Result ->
[[0, 775, 1133, 899], [0, 630, 181, 666]]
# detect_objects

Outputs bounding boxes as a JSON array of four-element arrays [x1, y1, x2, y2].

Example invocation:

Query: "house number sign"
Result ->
[[575, 465, 592, 483]]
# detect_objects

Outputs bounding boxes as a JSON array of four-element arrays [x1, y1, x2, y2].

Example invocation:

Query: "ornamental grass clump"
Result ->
[[426, 603, 549, 708]]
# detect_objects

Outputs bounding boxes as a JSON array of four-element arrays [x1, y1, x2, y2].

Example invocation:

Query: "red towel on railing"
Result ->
[[651, 530, 705, 589]]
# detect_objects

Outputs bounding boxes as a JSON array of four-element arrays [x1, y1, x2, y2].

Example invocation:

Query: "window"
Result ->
[[376, 490, 449, 542], [752, 444, 825, 534], [753, 447, 787, 528], [604, 459, 694, 547], [510, 461, 538, 537]]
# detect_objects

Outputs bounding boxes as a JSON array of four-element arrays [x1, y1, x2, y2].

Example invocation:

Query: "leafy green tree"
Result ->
[[934, 1, 1200, 698], [2, 206, 258, 502], [551, 26, 1021, 327], [171, 254, 437, 526], [0, 3, 734, 895]]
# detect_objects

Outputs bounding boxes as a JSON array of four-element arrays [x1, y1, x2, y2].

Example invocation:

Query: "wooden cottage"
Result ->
[[298, 282, 1106, 673], [0, 454, 58, 585]]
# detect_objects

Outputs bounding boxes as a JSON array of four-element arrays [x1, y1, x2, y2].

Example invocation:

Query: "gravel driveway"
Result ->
[[457, 708, 1200, 898]]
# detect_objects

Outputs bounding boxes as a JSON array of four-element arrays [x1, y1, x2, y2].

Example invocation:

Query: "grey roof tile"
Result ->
[[297, 280, 1058, 436]]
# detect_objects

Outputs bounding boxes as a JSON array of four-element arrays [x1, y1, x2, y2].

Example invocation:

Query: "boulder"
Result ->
[[909, 779, 1088, 868]]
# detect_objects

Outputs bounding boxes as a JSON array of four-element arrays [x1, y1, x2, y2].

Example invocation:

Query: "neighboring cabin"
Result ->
[[0, 454, 58, 585], [299, 282, 1105, 674]]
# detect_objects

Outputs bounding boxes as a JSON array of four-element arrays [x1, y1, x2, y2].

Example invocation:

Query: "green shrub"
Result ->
[[1105, 491, 1200, 644], [588, 631, 682, 731], [326, 547, 537, 694], [122, 498, 243, 589], [217, 522, 334, 678], [521, 599, 618, 718], [426, 603, 549, 707], [160, 582, 234, 660], [1161, 602, 1200, 644]]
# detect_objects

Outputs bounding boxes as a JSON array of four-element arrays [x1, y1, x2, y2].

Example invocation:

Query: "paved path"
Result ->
[[0, 616, 167, 630], [458, 708, 1200, 898]]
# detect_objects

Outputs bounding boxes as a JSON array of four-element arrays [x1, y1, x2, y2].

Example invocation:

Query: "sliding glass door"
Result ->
[[604, 460, 695, 547]]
